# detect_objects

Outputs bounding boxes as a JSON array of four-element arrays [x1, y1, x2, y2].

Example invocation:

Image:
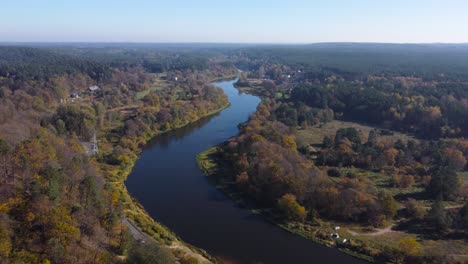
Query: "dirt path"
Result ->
[[122, 217, 146, 242], [107, 104, 139, 112], [347, 224, 402, 236]]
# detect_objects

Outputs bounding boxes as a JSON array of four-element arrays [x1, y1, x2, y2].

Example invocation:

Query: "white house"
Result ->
[[89, 85, 100, 92]]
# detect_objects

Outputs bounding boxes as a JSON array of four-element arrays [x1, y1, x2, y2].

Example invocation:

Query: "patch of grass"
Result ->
[[422, 239, 468, 256], [135, 86, 161, 100], [196, 146, 221, 175], [333, 167, 425, 197], [296, 120, 416, 147]]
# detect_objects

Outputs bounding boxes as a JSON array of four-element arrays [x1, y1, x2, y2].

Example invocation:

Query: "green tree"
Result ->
[[43, 166, 63, 201], [428, 166, 460, 200], [367, 129, 378, 146], [81, 175, 104, 213], [335, 127, 361, 146], [379, 191, 398, 220], [427, 200, 452, 232], [322, 136, 333, 149]]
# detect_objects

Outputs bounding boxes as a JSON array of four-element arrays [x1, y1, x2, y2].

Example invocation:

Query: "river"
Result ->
[[125, 79, 363, 264]]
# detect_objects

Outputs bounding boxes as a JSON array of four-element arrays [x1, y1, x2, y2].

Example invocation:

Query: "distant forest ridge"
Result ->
[[235, 43, 468, 80], [0, 45, 213, 80], [2, 43, 468, 80]]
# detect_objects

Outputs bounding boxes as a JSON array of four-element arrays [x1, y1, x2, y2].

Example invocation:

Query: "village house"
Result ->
[[88, 85, 100, 92]]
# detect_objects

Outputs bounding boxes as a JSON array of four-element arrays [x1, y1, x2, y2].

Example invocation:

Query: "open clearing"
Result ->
[[296, 120, 416, 147]]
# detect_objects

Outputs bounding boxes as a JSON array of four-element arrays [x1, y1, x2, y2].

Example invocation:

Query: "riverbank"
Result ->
[[126, 78, 363, 264], [196, 146, 375, 262], [100, 100, 232, 264], [228, 78, 468, 263]]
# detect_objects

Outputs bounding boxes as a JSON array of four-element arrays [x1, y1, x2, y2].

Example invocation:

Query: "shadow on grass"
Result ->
[[394, 190, 429, 201], [396, 219, 468, 241]]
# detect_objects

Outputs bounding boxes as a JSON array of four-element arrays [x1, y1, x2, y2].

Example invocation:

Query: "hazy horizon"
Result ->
[[1, 41, 468, 46], [2, 0, 468, 43]]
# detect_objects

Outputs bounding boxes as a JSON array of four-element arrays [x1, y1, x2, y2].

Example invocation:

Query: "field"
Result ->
[[296, 120, 416, 147], [135, 85, 162, 100]]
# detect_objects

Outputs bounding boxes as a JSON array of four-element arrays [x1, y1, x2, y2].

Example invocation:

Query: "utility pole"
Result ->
[[91, 132, 98, 155]]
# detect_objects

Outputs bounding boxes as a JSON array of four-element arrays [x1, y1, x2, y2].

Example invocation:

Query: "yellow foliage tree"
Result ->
[[398, 237, 421, 257], [0, 221, 11, 258], [282, 135, 297, 152], [277, 193, 307, 222], [48, 207, 81, 246]]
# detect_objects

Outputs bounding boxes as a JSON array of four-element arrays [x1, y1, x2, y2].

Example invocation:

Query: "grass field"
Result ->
[[336, 167, 426, 197], [296, 120, 416, 147], [135, 86, 162, 100]]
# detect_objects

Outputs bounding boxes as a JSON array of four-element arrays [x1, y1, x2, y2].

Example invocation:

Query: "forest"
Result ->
[[2, 43, 468, 263], [0, 45, 233, 263], [212, 44, 468, 263]]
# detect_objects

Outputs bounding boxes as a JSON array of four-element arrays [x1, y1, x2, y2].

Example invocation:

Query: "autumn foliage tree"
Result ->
[[277, 194, 307, 222], [398, 237, 421, 261]]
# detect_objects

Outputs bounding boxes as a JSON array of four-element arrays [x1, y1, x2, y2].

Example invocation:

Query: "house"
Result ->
[[81, 133, 98, 156], [89, 85, 100, 92], [91, 133, 98, 155]]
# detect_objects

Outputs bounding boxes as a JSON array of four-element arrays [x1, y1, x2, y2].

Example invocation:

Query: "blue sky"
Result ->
[[1, 0, 468, 43]]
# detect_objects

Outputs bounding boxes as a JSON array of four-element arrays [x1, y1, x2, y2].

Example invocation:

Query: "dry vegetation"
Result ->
[[296, 120, 416, 147]]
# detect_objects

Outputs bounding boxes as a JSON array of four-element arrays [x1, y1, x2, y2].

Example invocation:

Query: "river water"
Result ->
[[125, 79, 363, 264]]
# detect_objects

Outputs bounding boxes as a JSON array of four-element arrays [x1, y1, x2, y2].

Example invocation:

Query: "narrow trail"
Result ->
[[347, 224, 402, 237], [121, 217, 146, 242], [107, 104, 139, 112]]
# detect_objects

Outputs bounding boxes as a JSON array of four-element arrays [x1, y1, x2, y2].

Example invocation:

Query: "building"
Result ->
[[82, 132, 99, 156], [90, 132, 98, 155], [89, 85, 100, 92]]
